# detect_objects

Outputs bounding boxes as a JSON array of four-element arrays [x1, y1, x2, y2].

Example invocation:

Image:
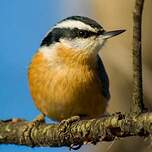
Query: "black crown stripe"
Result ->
[[61, 16, 103, 30]]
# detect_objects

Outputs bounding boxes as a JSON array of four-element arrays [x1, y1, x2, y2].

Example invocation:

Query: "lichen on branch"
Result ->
[[0, 113, 152, 149]]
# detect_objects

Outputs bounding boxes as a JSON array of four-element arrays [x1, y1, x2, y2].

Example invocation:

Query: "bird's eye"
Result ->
[[79, 31, 85, 36], [79, 30, 89, 38]]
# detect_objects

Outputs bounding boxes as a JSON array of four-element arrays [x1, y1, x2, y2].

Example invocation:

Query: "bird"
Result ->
[[28, 16, 125, 122]]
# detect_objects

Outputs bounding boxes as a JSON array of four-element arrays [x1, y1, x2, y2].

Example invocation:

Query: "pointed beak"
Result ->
[[102, 29, 126, 39]]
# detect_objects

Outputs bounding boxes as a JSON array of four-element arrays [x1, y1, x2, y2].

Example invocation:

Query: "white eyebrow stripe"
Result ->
[[54, 20, 96, 32]]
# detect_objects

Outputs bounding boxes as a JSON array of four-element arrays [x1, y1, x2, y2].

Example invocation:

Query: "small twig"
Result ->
[[132, 0, 145, 113]]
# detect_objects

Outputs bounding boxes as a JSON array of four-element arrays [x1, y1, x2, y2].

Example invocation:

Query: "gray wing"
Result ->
[[96, 55, 110, 100]]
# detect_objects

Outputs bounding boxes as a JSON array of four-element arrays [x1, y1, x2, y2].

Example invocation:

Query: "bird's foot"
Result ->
[[29, 114, 45, 128], [59, 116, 80, 126], [58, 116, 80, 133], [32, 113, 45, 123], [58, 116, 80, 132], [59, 116, 81, 150]]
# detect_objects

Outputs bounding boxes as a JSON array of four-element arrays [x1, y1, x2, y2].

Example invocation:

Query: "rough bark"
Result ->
[[0, 113, 152, 149]]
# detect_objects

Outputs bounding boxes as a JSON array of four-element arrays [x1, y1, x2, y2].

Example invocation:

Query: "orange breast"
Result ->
[[28, 46, 108, 121]]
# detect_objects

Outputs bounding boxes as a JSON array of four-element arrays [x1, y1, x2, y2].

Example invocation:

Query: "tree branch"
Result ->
[[132, 0, 145, 113], [0, 113, 152, 149]]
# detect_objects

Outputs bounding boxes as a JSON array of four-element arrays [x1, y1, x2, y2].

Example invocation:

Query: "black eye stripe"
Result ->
[[41, 28, 103, 46], [53, 28, 98, 38], [96, 30, 104, 36], [73, 28, 96, 38]]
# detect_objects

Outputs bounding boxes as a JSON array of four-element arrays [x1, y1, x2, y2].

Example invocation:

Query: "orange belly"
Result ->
[[28, 48, 108, 121]]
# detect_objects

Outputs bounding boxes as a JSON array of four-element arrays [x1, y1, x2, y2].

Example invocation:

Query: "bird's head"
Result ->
[[40, 16, 125, 56]]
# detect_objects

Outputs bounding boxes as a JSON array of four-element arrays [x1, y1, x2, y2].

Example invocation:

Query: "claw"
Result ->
[[60, 116, 80, 125], [70, 144, 82, 150], [58, 116, 80, 135], [29, 114, 45, 127], [33, 114, 45, 123]]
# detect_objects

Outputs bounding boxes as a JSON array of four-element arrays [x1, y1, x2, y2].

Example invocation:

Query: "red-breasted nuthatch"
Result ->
[[28, 16, 125, 121]]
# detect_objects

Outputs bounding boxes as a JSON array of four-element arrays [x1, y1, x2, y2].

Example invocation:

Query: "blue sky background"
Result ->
[[0, 0, 91, 152]]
